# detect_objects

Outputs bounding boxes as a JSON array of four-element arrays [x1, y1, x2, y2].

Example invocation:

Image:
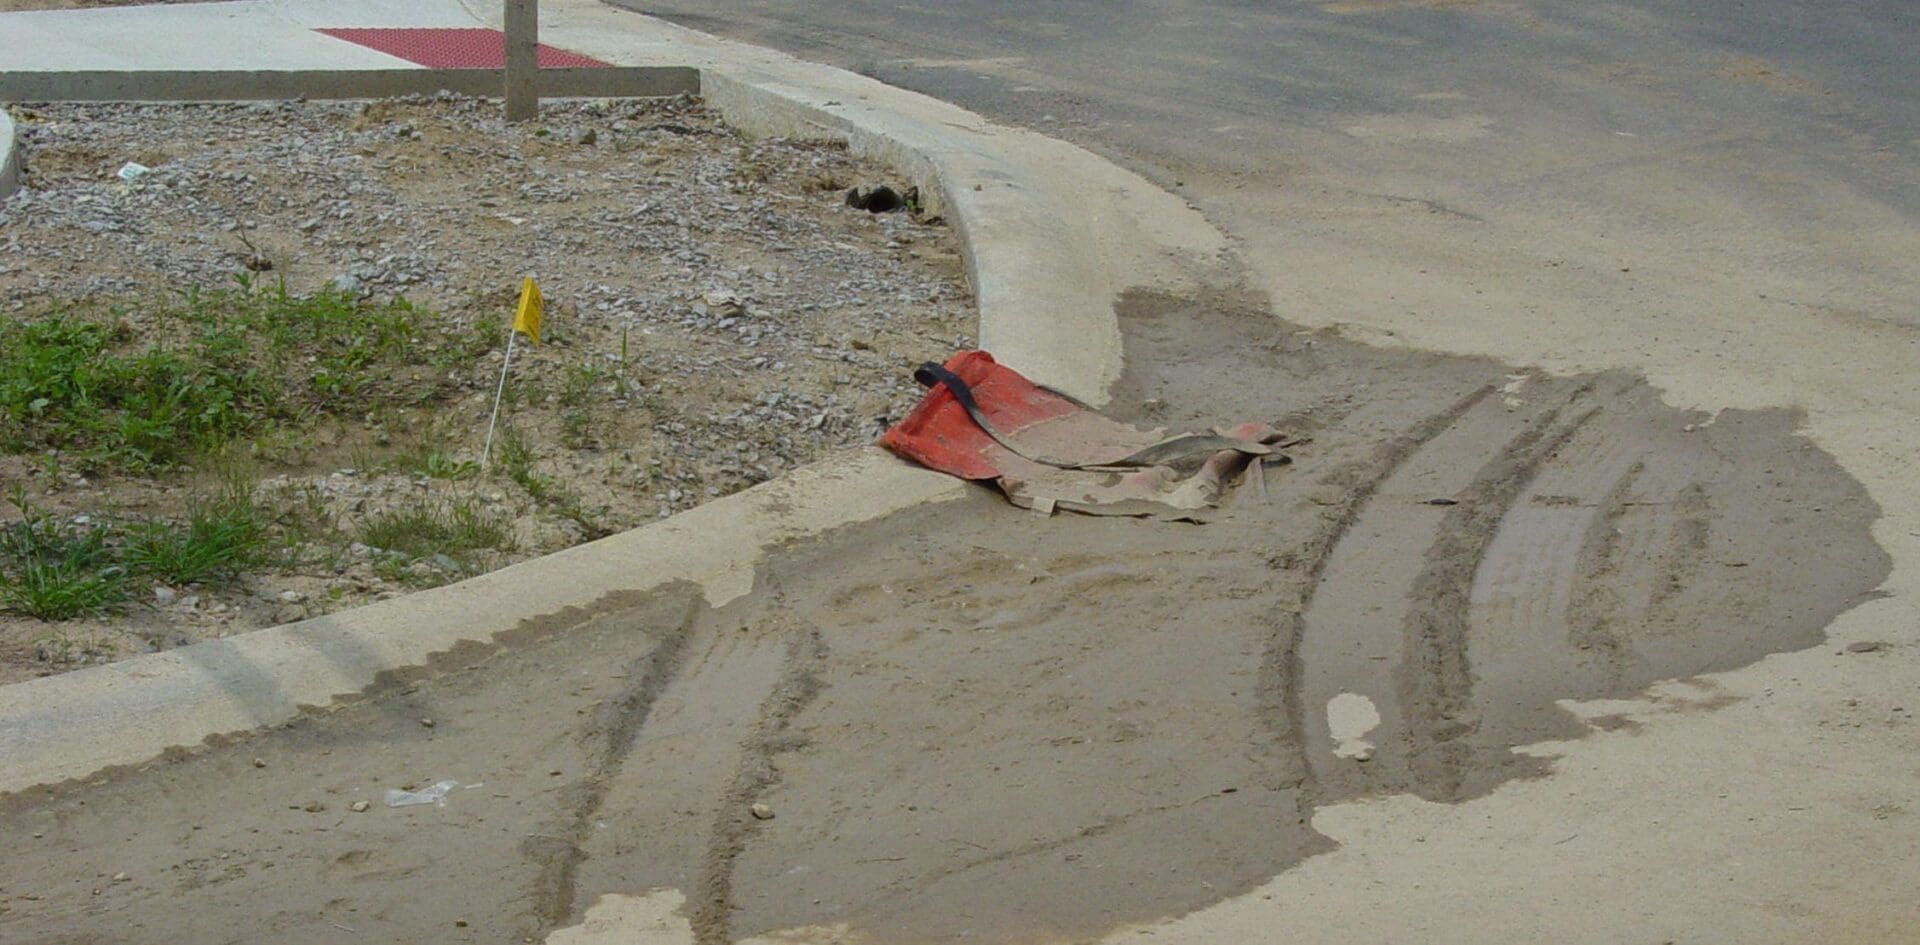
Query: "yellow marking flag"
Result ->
[[512, 277, 544, 345]]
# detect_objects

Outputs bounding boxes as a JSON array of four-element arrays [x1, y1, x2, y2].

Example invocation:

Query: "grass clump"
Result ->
[[0, 317, 268, 470], [0, 278, 492, 474], [124, 499, 266, 587], [385, 420, 479, 481], [0, 491, 128, 620], [356, 499, 513, 561]]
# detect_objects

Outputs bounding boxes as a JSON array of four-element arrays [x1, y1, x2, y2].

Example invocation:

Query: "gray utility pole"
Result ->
[[504, 0, 538, 122]]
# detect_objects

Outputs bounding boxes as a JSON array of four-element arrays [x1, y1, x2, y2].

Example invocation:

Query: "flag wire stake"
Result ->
[[482, 328, 519, 470]]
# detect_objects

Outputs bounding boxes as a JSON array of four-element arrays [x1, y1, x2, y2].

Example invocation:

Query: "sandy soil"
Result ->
[[0, 282, 1887, 944]]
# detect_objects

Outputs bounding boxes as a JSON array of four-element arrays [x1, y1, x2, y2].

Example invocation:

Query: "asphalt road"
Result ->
[[621, 0, 1920, 364]]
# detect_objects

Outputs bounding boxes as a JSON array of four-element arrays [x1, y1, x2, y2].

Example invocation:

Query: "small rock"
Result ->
[[278, 590, 306, 604], [302, 801, 326, 813], [251, 757, 267, 768], [577, 128, 598, 146], [701, 290, 745, 318], [1846, 641, 1888, 654], [111, 871, 130, 883], [420, 717, 435, 728], [152, 586, 178, 605], [349, 800, 371, 813], [750, 802, 775, 821]]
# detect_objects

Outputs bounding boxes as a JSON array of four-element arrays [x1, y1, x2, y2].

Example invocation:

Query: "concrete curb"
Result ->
[[0, 66, 699, 103], [0, 108, 18, 201], [0, 2, 1225, 795]]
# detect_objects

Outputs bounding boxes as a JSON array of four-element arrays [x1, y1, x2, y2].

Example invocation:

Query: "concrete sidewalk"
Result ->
[[0, 0, 496, 70]]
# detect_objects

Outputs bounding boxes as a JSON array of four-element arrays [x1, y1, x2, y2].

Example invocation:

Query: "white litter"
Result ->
[[384, 779, 459, 807]]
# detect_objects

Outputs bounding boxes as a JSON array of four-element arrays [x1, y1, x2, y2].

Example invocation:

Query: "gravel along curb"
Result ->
[[0, 8, 1224, 793], [0, 108, 18, 200]]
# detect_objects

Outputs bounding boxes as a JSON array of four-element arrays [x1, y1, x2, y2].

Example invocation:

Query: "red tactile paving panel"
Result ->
[[315, 28, 609, 69]]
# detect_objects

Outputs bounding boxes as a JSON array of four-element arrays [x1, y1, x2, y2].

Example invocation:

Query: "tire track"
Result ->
[[690, 622, 829, 945], [1396, 393, 1599, 801], [1648, 482, 1713, 616], [1259, 382, 1495, 804], [521, 595, 701, 932], [1566, 459, 1646, 690]]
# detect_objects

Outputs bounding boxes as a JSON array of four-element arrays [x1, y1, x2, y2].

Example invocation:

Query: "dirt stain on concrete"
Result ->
[[0, 289, 1889, 945]]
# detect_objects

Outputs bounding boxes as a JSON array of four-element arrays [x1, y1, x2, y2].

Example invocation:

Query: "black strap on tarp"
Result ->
[[912, 361, 1272, 471]]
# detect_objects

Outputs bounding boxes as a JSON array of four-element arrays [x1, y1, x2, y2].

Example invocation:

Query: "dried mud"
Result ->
[[0, 287, 1889, 944]]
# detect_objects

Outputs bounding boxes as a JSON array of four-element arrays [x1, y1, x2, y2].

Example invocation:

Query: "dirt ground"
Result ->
[[0, 96, 968, 681], [0, 281, 1887, 944]]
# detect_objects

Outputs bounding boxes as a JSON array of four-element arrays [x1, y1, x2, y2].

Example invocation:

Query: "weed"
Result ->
[[0, 315, 270, 470], [31, 632, 114, 666], [494, 425, 548, 497], [419, 451, 479, 480], [560, 362, 607, 408], [258, 480, 343, 572], [125, 499, 266, 587], [615, 327, 634, 400], [0, 490, 128, 620], [356, 498, 513, 561], [493, 425, 609, 539], [388, 420, 479, 480], [551, 499, 611, 540], [560, 409, 596, 451], [0, 281, 485, 474]]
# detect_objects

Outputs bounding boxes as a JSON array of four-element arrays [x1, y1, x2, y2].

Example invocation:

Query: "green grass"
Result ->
[[493, 426, 609, 539], [0, 278, 491, 474], [356, 498, 513, 561], [559, 409, 596, 451], [124, 499, 266, 587], [0, 317, 269, 470], [385, 421, 480, 481], [559, 362, 607, 409], [0, 479, 280, 619], [494, 425, 552, 500], [0, 491, 128, 620]]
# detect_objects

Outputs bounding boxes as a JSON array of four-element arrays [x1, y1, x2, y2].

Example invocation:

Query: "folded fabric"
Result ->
[[879, 350, 1292, 519]]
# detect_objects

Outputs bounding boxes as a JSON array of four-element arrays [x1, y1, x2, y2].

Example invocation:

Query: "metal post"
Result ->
[[504, 0, 538, 122]]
